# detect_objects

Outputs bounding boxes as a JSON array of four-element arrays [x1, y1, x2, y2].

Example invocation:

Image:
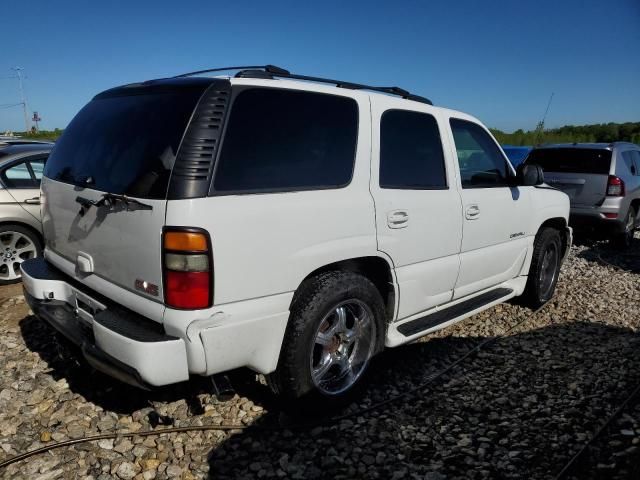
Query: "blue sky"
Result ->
[[1, 0, 638, 133]]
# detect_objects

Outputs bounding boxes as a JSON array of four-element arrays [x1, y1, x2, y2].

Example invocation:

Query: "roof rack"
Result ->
[[173, 65, 433, 105]]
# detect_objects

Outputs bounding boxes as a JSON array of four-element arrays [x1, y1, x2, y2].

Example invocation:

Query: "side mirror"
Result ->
[[516, 163, 544, 186]]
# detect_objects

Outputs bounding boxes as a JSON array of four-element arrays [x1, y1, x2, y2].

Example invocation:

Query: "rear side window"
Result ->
[[213, 88, 358, 193], [1, 156, 47, 188], [450, 118, 510, 188], [622, 151, 640, 176], [44, 89, 204, 199], [526, 148, 612, 174], [379, 110, 447, 189]]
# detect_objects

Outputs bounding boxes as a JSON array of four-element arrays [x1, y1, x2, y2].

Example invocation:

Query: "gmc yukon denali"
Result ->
[[21, 66, 572, 404]]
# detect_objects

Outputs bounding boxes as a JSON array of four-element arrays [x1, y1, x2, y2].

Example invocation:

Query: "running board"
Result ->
[[397, 288, 513, 337]]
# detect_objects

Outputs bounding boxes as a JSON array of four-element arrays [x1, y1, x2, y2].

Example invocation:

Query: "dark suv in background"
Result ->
[[526, 142, 640, 247]]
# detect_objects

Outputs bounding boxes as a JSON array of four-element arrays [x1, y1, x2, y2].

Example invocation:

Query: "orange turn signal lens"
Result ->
[[164, 231, 208, 252]]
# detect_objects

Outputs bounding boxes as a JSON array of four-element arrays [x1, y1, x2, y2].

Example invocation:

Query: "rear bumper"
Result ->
[[21, 258, 189, 388], [569, 207, 626, 234]]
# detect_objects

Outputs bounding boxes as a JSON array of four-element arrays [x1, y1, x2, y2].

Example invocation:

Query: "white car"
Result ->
[[21, 66, 571, 404]]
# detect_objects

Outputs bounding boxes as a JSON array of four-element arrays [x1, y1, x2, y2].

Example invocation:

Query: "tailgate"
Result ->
[[39, 82, 209, 303], [543, 172, 609, 206], [41, 178, 166, 301]]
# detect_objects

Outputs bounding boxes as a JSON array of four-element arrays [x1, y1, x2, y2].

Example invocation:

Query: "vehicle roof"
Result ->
[[98, 75, 482, 125], [0, 143, 53, 160], [534, 142, 638, 150], [229, 76, 482, 124]]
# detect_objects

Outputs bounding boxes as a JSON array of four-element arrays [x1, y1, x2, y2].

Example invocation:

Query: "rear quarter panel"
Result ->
[[165, 90, 378, 307]]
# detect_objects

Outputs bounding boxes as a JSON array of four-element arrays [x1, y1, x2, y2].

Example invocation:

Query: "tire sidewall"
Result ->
[[282, 272, 385, 405], [534, 230, 562, 304]]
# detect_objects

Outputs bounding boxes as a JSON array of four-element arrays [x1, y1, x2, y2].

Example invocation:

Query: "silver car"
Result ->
[[526, 142, 640, 248], [0, 142, 53, 283]]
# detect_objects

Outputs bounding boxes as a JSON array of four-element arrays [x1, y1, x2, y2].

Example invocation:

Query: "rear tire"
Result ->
[[268, 271, 385, 410], [0, 224, 42, 285], [610, 207, 636, 250], [520, 227, 562, 309]]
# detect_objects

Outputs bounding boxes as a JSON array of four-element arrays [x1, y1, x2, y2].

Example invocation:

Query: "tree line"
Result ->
[[491, 122, 640, 146], [12, 121, 640, 146]]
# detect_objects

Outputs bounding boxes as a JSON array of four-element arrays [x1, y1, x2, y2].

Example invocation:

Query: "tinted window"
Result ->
[[379, 110, 446, 189], [502, 147, 531, 166], [30, 159, 45, 180], [450, 119, 510, 188], [526, 148, 612, 174], [44, 90, 203, 199], [632, 151, 640, 176], [213, 88, 358, 193], [3, 162, 35, 188]]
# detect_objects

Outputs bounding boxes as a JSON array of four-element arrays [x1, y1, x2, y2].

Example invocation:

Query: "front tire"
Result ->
[[268, 271, 385, 408], [521, 227, 562, 309], [0, 224, 42, 285]]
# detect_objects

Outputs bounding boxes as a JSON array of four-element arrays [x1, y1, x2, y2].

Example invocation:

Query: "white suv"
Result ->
[[21, 66, 571, 404]]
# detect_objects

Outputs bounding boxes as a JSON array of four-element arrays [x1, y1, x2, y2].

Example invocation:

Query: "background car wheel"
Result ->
[[268, 271, 385, 410], [521, 227, 562, 309], [610, 207, 636, 250], [0, 224, 42, 285]]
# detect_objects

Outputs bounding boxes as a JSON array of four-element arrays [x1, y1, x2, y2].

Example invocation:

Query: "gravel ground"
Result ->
[[0, 235, 638, 479]]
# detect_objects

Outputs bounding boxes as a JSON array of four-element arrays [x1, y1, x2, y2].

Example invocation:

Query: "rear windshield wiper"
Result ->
[[76, 193, 153, 216]]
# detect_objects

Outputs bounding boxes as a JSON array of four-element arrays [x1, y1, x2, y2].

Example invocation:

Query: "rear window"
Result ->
[[44, 90, 204, 199], [526, 148, 612, 174], [212, 88, 358, 193]]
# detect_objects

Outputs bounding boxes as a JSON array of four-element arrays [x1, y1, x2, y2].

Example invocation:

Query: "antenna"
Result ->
[[10, 67, 30, 132], [534, 93, 554, 144]]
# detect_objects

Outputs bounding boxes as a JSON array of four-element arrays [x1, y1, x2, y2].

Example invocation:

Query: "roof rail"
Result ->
[[174, 65, 433, 105], [173, 65, 290, 78]]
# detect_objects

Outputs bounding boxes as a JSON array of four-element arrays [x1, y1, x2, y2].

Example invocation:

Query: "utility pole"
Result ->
[[11, 67, 30, 132], [534, 93, 554, 145]]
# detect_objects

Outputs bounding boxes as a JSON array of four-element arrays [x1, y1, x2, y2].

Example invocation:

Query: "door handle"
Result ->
[[465, 204, 480, 220], [387, 210, 409, 229], [24, 197, 41, 205]]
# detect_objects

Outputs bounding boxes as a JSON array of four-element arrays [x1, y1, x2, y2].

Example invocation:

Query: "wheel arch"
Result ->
[[538, 217, 569, 256], [294, 255, 397, 323], [0, 220, 44, 246]]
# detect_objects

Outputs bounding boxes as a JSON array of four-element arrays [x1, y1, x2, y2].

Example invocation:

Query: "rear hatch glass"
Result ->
[[526, 148, 612, 174], [526, 148, 612, 206], [42, 85, 205, 304]]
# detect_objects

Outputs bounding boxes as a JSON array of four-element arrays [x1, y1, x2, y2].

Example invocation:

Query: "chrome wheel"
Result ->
[[310, 300, 376, 396], [0, 231, 38, 281], [538, 242, 559, 299]]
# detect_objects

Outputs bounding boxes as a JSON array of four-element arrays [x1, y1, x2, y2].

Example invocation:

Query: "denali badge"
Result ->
[[135, 279, 159, 296], [510, 232, 525, 239]]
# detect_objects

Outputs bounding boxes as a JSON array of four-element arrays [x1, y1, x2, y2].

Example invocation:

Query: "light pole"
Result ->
[[11, 67, 30, 132]]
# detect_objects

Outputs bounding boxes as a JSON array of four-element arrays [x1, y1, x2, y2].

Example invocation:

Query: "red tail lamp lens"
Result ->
[[165, 271, 210, 309]]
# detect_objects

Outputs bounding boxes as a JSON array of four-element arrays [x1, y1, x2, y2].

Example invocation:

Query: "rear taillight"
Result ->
[[163, 228, 212, 309], [606, 175, 625, 196]]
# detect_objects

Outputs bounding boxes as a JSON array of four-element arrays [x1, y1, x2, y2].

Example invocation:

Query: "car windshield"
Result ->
[[526, 148, 612, 174]]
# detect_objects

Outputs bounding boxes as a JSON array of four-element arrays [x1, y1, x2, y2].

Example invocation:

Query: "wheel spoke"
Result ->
[[9, 234, 23, 249], [309, 299, 376, 396], [315, 329, 334, 347], [313, 352, 334, 378], [335, 306, 348, 332], [16, 245, 35, 255]]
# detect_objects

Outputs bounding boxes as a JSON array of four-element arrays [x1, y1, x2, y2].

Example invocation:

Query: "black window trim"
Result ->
[[379, 108, 449, 191], [208, 85, 360, 197], [449, 117, 515, 189], [0, 153, 48, 189]]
